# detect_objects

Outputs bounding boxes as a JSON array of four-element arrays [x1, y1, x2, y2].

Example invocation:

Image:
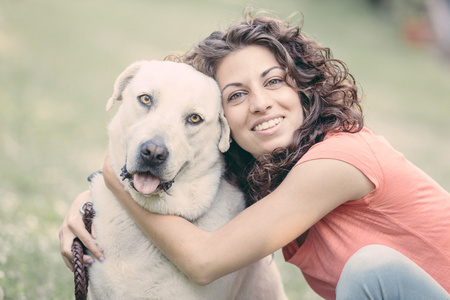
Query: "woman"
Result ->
[[60, 11, 450, 299]]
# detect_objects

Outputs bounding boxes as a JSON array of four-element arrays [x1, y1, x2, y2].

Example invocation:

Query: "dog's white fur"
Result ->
[[88, 61, 287, 300]]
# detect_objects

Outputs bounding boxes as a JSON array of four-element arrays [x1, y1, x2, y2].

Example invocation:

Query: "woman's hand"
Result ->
[[59, 190, 104, 271], [59, 154, 120, 272]]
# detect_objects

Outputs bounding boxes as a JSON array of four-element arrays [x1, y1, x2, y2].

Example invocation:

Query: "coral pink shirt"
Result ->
[[282, 127, 450, 300]]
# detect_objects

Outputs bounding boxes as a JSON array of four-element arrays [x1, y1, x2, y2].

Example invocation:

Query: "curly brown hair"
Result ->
[[183, 9, 364, 206]]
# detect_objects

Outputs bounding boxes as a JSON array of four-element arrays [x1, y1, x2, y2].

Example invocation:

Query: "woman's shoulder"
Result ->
[[305, 127, 383, 160], [316, 127, 406, 164], [323, 126, 379, 143]]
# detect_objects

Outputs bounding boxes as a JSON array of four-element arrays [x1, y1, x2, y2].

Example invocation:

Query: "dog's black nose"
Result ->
[[140, 140, 169, 165]]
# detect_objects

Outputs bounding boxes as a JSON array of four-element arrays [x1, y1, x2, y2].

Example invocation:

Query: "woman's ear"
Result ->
[[106, 61, 143, 111], [218, 110, 231, 153]]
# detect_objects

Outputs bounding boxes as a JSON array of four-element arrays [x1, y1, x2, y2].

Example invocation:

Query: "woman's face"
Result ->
[[216, 45, 304, 158]]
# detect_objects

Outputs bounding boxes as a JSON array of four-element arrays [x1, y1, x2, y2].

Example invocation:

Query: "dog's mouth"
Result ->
[[120, 165, 174, 195]]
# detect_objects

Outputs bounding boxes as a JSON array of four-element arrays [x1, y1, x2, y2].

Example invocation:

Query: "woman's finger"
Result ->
[[62, 255, 74, 272]]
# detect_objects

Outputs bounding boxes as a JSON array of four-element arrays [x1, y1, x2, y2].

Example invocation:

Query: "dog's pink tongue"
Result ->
[[133, 173, 160, 195]]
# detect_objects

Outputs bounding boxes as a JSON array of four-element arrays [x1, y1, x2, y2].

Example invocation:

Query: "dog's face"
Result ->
[[106, 61, 230, 208]]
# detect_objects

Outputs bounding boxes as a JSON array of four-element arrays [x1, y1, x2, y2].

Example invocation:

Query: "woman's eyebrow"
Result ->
[[221, 82, 243, 95], [261, 66, 283, 78]]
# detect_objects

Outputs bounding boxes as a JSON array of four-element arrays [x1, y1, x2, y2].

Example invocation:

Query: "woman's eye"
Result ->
[[138, 94, 152, 105], [188, 114, 203, 124], [266, 78, 282, 86], [228, 92, 244, 101]]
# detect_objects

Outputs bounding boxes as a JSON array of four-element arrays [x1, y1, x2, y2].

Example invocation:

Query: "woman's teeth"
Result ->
[[253, 117, 283, 131]]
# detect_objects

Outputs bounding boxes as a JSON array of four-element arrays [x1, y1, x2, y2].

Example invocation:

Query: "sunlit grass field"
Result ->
[[1, 0, 449, 299]]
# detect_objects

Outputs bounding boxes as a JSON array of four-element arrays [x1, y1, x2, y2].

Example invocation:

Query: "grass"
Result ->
[[0, 0, 449, 299]]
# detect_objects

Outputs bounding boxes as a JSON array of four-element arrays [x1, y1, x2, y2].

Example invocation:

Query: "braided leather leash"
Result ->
[[71, 201, 95, 300]]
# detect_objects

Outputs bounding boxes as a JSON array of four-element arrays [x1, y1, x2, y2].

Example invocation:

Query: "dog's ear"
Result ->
[[106, 61, 143, 111], [218, 109, 231, 153]]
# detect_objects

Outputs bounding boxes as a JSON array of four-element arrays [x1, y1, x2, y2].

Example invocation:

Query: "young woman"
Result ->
[[60, 11, 450, 299]]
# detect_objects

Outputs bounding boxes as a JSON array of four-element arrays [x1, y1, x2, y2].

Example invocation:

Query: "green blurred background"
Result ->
[[1, 0, 449, 299]]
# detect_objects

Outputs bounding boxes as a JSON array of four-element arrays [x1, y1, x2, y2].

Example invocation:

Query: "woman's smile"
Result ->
[[252, 117, 284, 132]]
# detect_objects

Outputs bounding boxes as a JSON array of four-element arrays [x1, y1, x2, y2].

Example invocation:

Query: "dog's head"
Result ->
[[106, 61, 230, 208]]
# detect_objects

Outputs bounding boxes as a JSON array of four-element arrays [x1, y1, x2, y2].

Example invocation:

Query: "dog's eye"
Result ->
[[187, 114, 203, 124], [138, 94, 152, 105]]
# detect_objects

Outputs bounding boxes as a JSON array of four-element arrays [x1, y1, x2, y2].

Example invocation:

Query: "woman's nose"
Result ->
[[249, 91, 272, 113]]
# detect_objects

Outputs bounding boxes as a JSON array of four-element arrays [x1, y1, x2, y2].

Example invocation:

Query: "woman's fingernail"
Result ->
[[87, 259, 94, 265], [99, 257, 105, 263]]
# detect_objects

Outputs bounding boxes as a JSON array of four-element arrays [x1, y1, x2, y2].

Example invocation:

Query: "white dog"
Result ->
[[87, 60, 287, 300]]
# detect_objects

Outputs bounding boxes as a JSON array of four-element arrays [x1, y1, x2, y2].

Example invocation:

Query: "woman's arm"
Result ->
[[103, 155, 374, 285]]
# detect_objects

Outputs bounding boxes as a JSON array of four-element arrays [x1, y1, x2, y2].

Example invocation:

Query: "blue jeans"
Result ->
[[336, 245, 449, 300]]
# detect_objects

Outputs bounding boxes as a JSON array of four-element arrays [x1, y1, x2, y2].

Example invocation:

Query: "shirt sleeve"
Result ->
[[294, 130, 384, 204]]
